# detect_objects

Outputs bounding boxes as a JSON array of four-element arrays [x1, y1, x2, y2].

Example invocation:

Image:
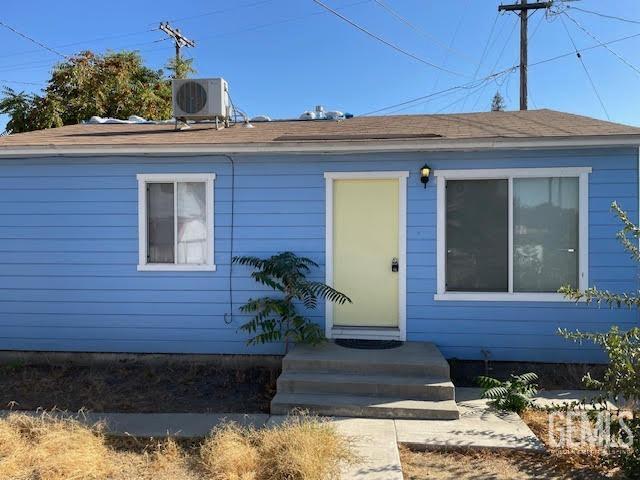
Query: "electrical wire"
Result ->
[[563, 11, 640, 77], [311, 0, 466, 77], [361, 29, 640, 116], [469, 15, 519, 111], [567, 5, 640, 26], [0, 79, 44, 86], [559, 15, 609, 120], [371, 0, 476, 62], [458, 12, 501, 112], [0, 21, 68, 59], [158, 0, 277, 25]]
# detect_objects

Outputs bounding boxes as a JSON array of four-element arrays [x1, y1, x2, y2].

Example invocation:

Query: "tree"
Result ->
[[233, 252, 351, 351], [559, 201, 640, 478], [491, 91, 506, 112], [166, 56, 196, 79], [0, 50, 183, 134]]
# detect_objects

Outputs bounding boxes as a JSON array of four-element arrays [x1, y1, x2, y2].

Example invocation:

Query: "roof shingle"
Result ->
[[0, 109, 638, 149]]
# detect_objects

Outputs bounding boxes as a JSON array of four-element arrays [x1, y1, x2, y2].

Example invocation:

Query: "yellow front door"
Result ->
[[332, 178, 400, 328]]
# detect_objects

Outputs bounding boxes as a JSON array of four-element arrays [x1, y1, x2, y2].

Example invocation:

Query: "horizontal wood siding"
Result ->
[[0, 148, 637, 361]]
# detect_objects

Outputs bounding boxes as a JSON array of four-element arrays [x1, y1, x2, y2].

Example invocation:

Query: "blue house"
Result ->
[[0, 109, 638, 364]]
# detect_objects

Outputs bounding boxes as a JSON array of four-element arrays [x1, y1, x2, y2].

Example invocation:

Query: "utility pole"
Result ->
[[158, 22, 195, 66], [498, 1, 552, 110]]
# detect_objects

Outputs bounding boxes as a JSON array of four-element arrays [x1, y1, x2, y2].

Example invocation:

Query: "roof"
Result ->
[[1, 109, 639, 155]]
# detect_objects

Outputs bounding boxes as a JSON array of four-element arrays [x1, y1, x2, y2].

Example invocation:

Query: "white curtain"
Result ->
[[177, 182, 207, 265]]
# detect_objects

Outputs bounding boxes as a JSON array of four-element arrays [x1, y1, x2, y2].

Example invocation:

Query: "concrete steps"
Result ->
[[277, 372, 455, 400], [271, 341, 460, 420], [271, 392, 460, 420]]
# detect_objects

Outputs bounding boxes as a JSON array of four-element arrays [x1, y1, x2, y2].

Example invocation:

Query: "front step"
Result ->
[[277, 372, 455, 400], [272, 341, 460, 420], [271, 392, 460, 420], [283, 342, 451, 378]]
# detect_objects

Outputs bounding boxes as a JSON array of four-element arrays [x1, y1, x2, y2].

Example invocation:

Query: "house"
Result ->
[[0, 109, 638, 364]]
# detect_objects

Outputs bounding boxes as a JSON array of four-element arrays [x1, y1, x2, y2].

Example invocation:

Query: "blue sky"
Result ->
[[1, 0, 640, 131]]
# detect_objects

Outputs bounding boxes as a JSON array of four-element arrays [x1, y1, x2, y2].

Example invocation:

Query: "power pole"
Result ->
[[498, 1, 552, 110], [158, 22, 195, 66]]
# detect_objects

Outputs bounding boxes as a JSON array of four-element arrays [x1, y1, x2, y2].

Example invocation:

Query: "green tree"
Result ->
[[0, 50, 180, 134], [491, 91, 506, 112], [559, 201, 640, 478], [233, 252, 351, 351], [166, 56, 196, 79]]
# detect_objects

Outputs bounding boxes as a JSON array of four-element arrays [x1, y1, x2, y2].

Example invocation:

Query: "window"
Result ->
[[137, 174, 215, 271], [435, 167, 590, 301]]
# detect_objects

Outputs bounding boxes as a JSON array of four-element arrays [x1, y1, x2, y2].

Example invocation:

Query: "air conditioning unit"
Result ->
[[172, 78, 230, 121]]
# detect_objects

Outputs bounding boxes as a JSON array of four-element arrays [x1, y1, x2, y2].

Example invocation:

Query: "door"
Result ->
[[331, 178, 400, 328]]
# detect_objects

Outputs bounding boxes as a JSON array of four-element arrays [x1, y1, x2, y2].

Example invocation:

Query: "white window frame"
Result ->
[[434, 167, 591, 302], [137, 173, 216, 272]]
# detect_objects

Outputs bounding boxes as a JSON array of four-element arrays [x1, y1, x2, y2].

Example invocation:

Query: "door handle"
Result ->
[[391, 257, 399, 272]]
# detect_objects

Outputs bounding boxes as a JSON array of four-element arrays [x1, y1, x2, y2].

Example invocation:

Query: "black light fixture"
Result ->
[[420, 164, 431, 188]]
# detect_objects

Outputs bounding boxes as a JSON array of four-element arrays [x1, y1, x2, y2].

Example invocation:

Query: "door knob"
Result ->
[[391, 258, 399, 272]]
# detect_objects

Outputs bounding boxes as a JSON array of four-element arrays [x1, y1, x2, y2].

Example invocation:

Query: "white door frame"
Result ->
[[324, 171, 408, 341]]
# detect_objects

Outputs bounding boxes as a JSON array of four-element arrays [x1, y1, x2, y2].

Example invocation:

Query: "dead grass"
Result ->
[[0, 412, 354, 480], [257, 415, 356, 480], [0, 412, 112, 480], [200, 423, 259, 480]]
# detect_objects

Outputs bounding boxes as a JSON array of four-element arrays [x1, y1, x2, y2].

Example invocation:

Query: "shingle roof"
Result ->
[[0, 109, 639, 150]]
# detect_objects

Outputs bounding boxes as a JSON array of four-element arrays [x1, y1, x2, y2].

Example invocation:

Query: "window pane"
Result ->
[[177, 182, 207, 265], [514, 177, 579, 292], [147, 183, 175, 263], [446, 179, 508, 291]]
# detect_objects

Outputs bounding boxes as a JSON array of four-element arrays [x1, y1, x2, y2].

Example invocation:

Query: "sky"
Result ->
[[1, 0, 640, 131]]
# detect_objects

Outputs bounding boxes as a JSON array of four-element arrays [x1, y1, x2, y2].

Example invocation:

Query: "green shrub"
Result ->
[[559, 201, 640, 478], [234, 252, 351, 350], [476, 373, 539, 413]]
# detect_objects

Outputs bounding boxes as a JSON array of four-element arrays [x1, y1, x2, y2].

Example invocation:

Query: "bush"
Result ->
[[476, 373, 539, 413], [559, 201, 640, 478], [234, 252, 350, 349]]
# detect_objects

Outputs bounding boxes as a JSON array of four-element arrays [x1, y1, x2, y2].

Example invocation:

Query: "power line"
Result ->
[[567, 5, 640, 26], [311, 0, 466, 77], [0, 20, 68, 59], [361, 29, 640, 116], [470, 15, 519, 111], [158, 0, 277, 25], [0, 78, 44, 86], [459, 12, 500, 112], [371, 0, 476, 63], [559, 15, 609, 119], [563, 11, 640, 77], [431, 0, 470, 92]]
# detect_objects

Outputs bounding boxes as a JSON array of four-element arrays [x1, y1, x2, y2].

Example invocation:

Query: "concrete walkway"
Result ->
[[2, 389, 600, 479]]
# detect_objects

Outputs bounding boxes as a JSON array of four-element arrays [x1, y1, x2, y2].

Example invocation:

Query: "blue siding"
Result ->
[[0, 148, 637, 362]]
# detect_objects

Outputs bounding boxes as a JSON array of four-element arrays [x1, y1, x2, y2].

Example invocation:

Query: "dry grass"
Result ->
[[0, 412, 112, 480], [0, 412, 354, 480], [200, 423, 259, 480], [257, 415, 355, 480]]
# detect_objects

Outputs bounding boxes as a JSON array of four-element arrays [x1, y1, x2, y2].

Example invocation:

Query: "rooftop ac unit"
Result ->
[[172, 78, 230, 121]]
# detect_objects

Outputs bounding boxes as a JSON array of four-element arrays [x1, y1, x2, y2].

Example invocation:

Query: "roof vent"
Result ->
[[299, 111, 316, 121], [251, 115, 271, 122]]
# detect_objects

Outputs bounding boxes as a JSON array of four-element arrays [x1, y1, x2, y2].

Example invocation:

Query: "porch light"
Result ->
[[420, 164, 431, 188]]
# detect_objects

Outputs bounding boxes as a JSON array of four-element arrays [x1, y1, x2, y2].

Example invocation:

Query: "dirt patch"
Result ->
[[0, 361, 278, 413], [400, 410, 620, 479], [400, 446, 611, 480], [449, 359, 606, 389]]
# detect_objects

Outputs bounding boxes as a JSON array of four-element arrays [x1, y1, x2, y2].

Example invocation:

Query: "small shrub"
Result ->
[[256, 415, 355, 480], [234, 252, 351, 350], [200, 423, 259, 480], [476, 373, 539, 413]]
